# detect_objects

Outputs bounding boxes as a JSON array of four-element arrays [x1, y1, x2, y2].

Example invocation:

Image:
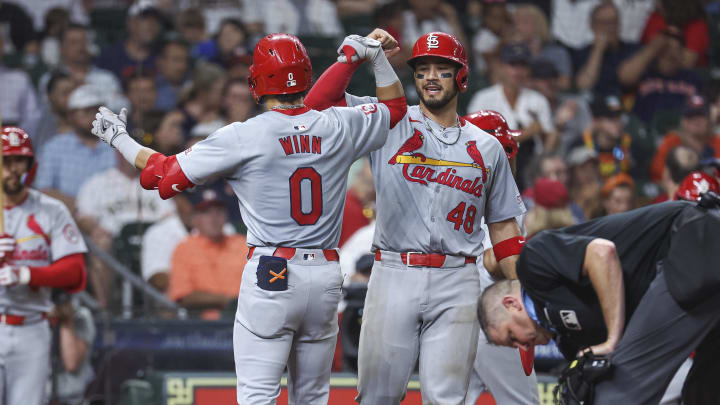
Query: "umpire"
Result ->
[[478, 194, 720, 404]]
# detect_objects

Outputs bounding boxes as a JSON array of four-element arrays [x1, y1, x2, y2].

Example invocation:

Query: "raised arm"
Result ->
[[582, 238, 625, 356]]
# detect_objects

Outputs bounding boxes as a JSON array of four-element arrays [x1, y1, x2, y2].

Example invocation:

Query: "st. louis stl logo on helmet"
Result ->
[[426, 34, 440, 49], [8, 131, 21, 147], [286, 73, 297, 88]]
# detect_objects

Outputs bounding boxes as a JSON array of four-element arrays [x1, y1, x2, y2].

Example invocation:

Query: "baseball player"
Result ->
[[463, 111, 539, 405], [478, 194, 720, 404], [306, 32, 526, 404], [0, 126, 87, 405], [90, 33, 406, 404]]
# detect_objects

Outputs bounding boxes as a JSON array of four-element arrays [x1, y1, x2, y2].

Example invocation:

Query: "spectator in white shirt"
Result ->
[[551, 0, 599, 51], [402, 0, 469, 51], [471, 1, 512, 77], [241, 0, 342, 37]]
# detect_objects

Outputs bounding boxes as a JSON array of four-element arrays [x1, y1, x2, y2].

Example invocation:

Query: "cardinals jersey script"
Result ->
[[176, 104, 391, 249], [345, 95, 525, 257], [0, 190, 87, 315]]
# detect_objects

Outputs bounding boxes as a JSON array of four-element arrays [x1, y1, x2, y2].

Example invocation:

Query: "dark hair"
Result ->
[[590, 1, 618, 24], [60, 22, 88, 42], [124, 70, 157, 91], [661, 0, 705, 28], [666, 146, 699, 184], [160, 37, 190, 54], [218, 18, 248, 39], [46, 71, 71, 94]]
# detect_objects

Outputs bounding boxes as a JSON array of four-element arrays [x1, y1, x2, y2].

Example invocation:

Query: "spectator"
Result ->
[[470, 0, 511, 77], [38, 24, 125, 107], [468, 43, 558, 187], [0, 30, 42, 137], [176, 7, 207, 50], [529, 60, 592, 154], [523, 153, 587, 223], [168, 186, 248, 319], [601, 172, 636, 214], [39, 7, 71, 69], [551, 0, 598, 52], [50, 294, 96, 405], [618, 30, 702, 124], [511, 4, 573, 90], [575, 94, 634, 179], [193, 18, 249, 69], [402, 0, 469, 52], [0, 1, 37, 54], [221, 78, 259, 125], [155, 39, 191, 111], [575, 2, 640, 96], [34, 72, 76, 152], [650, 95, 720, 182], [613, 0, 655, 44], [524, 177, 575, 238], [35, 84, 117, 211], [567, 146, 604, 220], [96, 1, 163, 82], [180, 63, 226, 138], [640, 0, 709, 67], [657, 145, 700, 203], [241, 0, 343, 37], [141, 192, 193, 292], [125, 71, 159, 137], [75, 150, 176, 306], [339, 159, 374, 248], [8, 0, 89, 32], [146, 109, 187, 155]]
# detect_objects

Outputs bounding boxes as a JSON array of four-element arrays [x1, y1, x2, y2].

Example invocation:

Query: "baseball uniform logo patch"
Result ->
[[560, 310, 582, 331], [360, 104, 378, 115], [257, 256, 289, 291], [62, 224, 80, 244]]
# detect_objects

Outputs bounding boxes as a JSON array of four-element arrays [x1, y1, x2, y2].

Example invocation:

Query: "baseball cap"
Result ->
[[500, 43, 531, 65], [681, 95, 709, 117], [533, 178, 569, 209], [530, 60, 559, 79], [601, 173, 635, 197], [187, 186, 226, 211], [567, 147, 598, 167], [67, 84, 105, 110], [128, 0, 163, 19], [590, 94, 622, 118]]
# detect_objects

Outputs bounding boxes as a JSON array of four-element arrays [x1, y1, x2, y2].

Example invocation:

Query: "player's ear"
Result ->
[[501, 295, 522, 312]]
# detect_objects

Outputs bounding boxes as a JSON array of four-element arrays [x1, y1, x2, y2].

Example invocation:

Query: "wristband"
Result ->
[[112, 132, 144, 166], [372, 50, 399, 88], [493, 236, 525, 262]]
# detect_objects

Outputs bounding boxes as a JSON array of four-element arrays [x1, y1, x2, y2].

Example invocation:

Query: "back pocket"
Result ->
[[256, 256, 289, 291]]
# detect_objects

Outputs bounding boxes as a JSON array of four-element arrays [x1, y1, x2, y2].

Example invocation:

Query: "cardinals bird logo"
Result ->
[[388, 129, 425, 165], [466, 141, 488, 183]]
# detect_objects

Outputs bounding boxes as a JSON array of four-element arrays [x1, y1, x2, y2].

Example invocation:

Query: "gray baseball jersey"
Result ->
[[176, 105, 390, 249], [345, 95, 525, 256], [0, 189, 87, 316]]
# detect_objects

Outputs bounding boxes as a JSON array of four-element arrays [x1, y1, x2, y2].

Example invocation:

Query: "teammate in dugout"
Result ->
[[91, 32, 407, 404], [305, 32, 526, 404], [462, 111, 539, 405], [478, 182, 720, 403], [0, 127, 87, 405]]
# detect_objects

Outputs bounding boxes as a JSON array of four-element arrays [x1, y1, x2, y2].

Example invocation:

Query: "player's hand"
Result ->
[[0, 264, 30, 287], [337, 34, 383, 64], [91, 106, 129, 147], [0, 234, 16, 262], [367, 28, 400, 58]]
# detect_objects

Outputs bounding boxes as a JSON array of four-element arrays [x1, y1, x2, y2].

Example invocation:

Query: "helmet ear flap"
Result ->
[[456, 64, 469, 92]]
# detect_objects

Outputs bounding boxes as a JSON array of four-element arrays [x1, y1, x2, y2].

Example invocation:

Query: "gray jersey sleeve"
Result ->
[[49, 201, 87, 260], [484, 141, 526, 224], [176, 123, 246, 185], [344, 93, 378, 107], [327, 102, 391, 160]]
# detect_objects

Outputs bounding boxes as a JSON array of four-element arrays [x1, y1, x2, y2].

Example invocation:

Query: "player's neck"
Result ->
[[420, 99, 459, 128], [265, 97, 305, 111], [5, 188, 29, 208]]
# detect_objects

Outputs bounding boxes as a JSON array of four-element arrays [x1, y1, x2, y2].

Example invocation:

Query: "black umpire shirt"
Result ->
[[516, 201, 694, 358]]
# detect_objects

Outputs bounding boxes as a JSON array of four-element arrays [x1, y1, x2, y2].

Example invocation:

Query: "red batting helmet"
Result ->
[[1, 126, 37, 186], [464, 110, 520, 160], [248, 33, 312, 102], [674, 171, 720, 201], [407, 32, 469, 92]]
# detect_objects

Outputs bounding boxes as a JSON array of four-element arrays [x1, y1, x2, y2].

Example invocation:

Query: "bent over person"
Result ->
[[306, 31, 525, 404], [0, 127, 87, 405], [91, 33, 406, 405], [479, 195, 720, 404]]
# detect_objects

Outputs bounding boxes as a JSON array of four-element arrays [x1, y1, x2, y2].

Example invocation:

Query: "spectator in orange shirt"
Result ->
[[168, 186, 248, 319], [650, 95, 720, 183], [601, 173, 636, 215]]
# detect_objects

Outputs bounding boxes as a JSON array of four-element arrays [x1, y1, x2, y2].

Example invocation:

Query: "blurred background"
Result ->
[[2, 0, 719, 403]]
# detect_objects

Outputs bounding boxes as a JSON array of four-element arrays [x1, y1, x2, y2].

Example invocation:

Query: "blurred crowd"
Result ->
[[2, 0, 720, 377]]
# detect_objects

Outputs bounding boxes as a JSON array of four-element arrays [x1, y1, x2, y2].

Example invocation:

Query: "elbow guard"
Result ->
[[493, 236, 526, 262], [381, 96, 407, 129], [139, 153, 194, 199]]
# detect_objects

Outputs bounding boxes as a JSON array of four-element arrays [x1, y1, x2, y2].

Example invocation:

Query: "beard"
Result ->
[[416, 82, 458, 111], [2, 177, 24, 195]]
